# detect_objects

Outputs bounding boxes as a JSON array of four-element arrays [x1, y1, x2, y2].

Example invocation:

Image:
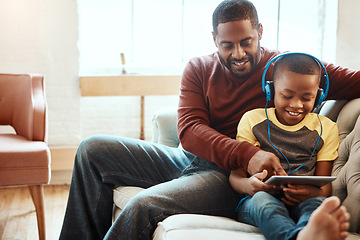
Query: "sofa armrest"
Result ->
[[151, 107, 180, 147], [331, 98, 360, 233], [318, 99, 348, 122]]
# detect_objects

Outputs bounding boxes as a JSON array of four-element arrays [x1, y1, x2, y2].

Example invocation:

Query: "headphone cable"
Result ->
[[265, 101, 323, 175]]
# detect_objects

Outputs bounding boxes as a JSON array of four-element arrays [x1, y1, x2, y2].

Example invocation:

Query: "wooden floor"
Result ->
[[0, 185, 70, 240]]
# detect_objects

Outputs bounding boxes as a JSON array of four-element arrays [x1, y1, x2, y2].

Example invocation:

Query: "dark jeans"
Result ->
[[59, 135, 240, 240]]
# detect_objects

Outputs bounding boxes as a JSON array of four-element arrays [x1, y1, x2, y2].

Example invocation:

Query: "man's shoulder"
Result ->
[[183, 52, 225, 80], [188, 52, 219, 67]]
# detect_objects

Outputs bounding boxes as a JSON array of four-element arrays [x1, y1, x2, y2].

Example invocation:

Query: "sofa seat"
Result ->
[[113, 186, 265, 240], [153, 214, 264, 240], [113, 186, 360, 240]]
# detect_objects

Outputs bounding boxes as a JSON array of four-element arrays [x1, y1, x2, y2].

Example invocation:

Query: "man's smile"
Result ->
[[233, 60, 248, 66]]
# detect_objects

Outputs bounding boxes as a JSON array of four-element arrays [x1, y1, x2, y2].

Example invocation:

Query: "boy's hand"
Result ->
[[247, 170, 281, 196], [281, 184, 322, 206], [248, 150, 287, 177]]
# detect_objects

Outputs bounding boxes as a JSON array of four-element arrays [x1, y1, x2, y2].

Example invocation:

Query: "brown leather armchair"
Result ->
[[0, 73, 51, 240]]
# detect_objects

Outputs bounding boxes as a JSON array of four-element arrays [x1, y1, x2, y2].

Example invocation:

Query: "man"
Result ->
[[60, 0, 360, 239]]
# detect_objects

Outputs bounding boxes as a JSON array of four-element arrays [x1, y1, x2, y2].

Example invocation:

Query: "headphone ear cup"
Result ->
[[315, 88, 324, 108], [264, 81, 274, 101]]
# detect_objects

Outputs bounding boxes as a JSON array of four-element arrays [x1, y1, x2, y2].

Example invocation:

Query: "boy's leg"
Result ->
[[287, 196, 325, 238], [297, 196, 350, 240], [59, 135, 239, 240], [237, 191, 298, 240]]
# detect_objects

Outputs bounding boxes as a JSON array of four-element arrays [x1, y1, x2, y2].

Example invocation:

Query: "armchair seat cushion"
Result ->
[[0, 134, 51, 186]]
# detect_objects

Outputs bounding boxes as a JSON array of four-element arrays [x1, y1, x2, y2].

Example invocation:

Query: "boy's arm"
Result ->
[[281, 161, 333, 206], [314, 160, 334, 196], [229, 169, 280, 196], [229, 168, 250, 194]]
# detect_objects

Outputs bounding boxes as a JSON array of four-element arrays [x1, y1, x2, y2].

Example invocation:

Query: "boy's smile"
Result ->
[[274, 70, 319, 126]]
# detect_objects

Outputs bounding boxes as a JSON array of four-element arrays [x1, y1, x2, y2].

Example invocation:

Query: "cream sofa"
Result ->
[[113, 99, 360, 239]]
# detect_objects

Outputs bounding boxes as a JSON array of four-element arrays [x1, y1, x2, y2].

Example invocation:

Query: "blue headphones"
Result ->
[[261, 52, 329, 109]]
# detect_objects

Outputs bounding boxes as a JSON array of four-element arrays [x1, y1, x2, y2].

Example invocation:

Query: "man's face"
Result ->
[[274, 70, 319, 126], [213, 20, 263, 78]]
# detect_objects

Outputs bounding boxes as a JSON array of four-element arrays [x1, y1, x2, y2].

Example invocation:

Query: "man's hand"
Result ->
[[247, 150, 287, 177]]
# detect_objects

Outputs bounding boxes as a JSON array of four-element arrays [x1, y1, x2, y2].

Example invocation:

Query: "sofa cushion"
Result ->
[[151, 107, 179, 147], [113, 186, 144, 221], [331, 98, 360, 233], [153, 214, 264, 240]]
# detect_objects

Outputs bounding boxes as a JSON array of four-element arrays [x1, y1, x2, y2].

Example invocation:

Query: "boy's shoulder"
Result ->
[[240, 108, 268, 125], [242, 108, 267, 120], [243, 108, 266, 117], [308, 112, 336, 125], [306, 112, 338, 133]]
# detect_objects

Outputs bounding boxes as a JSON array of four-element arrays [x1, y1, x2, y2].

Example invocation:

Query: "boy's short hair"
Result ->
[[272, 54, 321, 84], [212, 0, 259, 35]]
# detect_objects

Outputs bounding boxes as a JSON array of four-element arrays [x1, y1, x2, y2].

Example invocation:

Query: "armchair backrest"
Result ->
[[0, 73, 47, 142]]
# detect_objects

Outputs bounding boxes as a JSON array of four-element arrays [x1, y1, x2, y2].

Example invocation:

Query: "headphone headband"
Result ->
[[261, 52, 329, 108]]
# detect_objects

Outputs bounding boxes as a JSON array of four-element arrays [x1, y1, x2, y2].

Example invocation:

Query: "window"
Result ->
[[78, 0, 338, 75]]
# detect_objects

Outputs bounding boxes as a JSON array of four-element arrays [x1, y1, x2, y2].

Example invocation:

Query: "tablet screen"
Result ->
[[265, 176, 336, 187]]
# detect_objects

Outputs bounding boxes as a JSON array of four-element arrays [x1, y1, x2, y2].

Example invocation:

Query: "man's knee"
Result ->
[[75, 134, 112, 166], [78, 134, 110, 151], [124, 190, 170, 218]]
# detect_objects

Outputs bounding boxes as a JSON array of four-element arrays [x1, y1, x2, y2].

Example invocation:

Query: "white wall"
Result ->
[[0, 0, 80, 146], [0, 0, 358, 149], [0, 0, 179, 147], [336, 0, 360, 69]]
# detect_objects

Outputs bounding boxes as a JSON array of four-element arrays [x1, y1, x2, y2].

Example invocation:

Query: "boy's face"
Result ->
[[274, 70, 319, 126], [213, 20, 263, 78]]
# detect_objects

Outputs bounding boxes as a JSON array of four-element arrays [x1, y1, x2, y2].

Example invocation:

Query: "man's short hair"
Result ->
[[212, 0, 259, 35], [272, 54, 321, 84]]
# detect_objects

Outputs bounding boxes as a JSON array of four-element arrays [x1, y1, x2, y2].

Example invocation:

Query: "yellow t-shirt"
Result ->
[[236, 108, 339, 175]]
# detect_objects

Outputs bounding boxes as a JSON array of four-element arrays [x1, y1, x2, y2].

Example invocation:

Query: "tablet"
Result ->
[[265, 176, 336, 187]]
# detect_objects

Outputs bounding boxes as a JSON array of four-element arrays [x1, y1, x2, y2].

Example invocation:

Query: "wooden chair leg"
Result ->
[[29, 185, 46, 240]]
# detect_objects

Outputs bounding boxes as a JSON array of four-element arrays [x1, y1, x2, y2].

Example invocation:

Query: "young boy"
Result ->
[[229, 53, 346, 240]]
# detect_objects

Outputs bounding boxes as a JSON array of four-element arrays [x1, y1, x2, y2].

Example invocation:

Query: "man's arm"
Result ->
[[325, 63, 360, 100], [177, 56, 286, 174], [177, 60, 260, 170], [247, 150, 286, 176]]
